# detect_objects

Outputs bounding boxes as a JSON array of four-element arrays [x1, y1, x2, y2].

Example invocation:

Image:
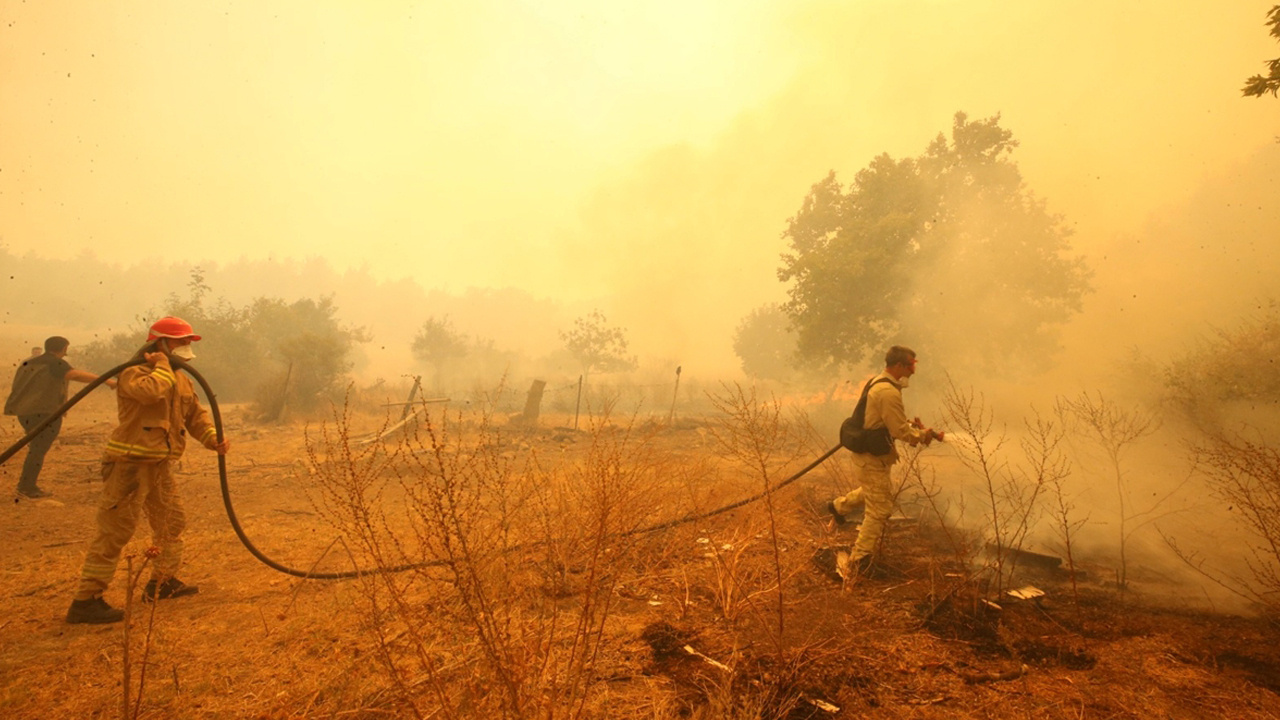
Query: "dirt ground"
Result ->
[[1, 395, 1278, 719]]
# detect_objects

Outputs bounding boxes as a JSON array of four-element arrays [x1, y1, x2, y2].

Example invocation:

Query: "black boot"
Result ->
[[144, 578, 199, 601], [66, 597, 125, 624], [826, 500, 849, 526], [853, 554, 875, 576]]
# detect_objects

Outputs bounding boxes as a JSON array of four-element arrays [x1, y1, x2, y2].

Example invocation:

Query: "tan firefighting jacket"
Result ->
[[863, 371, 928, 463], [103, 356, 218, 463]]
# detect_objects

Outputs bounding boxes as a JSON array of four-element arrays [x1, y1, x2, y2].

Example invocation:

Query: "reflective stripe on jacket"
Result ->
[[103, 357, 217, 463]]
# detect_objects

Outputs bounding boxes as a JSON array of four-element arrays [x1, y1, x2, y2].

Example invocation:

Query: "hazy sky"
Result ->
[[1, 0, 789, 282], [2, 0, 1278, 369]]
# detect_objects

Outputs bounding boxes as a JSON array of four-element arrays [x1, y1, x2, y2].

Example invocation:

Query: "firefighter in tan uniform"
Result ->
[[827, 345, 941, 577], [66, 317, 230, 624]]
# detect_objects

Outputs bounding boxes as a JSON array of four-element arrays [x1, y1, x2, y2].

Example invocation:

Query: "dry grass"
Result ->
[[2, 394, 1280, 719]]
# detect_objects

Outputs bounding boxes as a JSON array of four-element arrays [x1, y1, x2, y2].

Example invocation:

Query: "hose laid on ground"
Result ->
[[1, 357, 843, 579], [619, 443, 842, 536]]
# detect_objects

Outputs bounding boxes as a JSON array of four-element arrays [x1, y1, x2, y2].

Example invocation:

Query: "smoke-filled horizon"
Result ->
[[4, 2, 1280, 625], [3, 1, 1279, 376]]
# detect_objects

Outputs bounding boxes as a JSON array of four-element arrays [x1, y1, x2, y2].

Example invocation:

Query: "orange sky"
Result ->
[[2, 0, 1277, 369]]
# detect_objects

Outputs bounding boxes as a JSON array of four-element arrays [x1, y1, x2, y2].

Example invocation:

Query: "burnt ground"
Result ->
[[1, 401, 1278, 719]]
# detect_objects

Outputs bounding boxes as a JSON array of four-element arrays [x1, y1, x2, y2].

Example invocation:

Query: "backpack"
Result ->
[[4, 358, 45, 416], [838, 377, 895, 455]]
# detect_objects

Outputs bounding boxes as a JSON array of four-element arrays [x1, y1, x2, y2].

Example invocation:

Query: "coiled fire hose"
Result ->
[[1, 357, 843, 579]]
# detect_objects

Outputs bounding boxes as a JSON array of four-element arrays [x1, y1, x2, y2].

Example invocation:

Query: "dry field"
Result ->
[[1, 392, 1278, 720]]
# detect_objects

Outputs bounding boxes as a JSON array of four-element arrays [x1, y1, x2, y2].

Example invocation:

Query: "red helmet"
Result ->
[[147, 316, 202, 342]]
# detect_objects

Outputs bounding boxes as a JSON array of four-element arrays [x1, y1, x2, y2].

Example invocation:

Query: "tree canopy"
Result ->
[[409, 316, 518, 394], [1243, 5, 1280, 98], [560, 310, 637, 378], [732, 304, 805, 383], [78, 269, 367, 415], [777, 112, 1091, 375], [411, 315, 470, 390]]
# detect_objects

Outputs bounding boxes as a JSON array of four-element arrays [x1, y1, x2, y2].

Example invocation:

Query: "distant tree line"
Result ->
[[78, 269, 367, 417], [410, 309, 637, 394]]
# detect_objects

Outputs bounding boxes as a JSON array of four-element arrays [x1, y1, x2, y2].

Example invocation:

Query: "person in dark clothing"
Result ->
[[5, 336, 113, 499]]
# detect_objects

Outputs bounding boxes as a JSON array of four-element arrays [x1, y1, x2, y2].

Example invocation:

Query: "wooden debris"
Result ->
[[802, 695, 840, 713], [356, 406, 425, 445], [961, 664, 1028, 684], [1006, 585, 1045, 600], [682, 645, 732, 672], [988, 544, 1063, 570]]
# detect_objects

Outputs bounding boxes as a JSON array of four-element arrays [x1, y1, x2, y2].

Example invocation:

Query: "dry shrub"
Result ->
[[899, 445, 982, 585], [694, 521, 794, 628], [1032, 412, 1085, 612], [940, 379, 1055, 595], [1056, 391, 1161, 591], [306, 393, 666, 719], [1177, 431, 1280, 618], [1164, 300, 1280, 426], [705, 384, 807, 652]]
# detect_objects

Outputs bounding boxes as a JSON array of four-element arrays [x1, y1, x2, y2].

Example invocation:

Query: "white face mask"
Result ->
[[169, 344, 196, 361]]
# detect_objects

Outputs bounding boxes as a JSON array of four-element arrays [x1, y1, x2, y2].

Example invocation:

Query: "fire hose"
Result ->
[[1, 357, 844, 579]]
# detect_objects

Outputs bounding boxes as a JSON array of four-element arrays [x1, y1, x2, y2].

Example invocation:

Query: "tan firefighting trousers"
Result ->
[[75, 460, 186, 600], [831, 453, 895, 562]]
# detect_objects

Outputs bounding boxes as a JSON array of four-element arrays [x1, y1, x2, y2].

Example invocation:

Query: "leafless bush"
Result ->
[[1056, 391, 1161, 591], [941, 379, 1051, 595], [705, 384, 806, 653], [903, 410, 1021, 623], [1024, 411, 1081, 612], [698, 523, 787, 626], [899, 443, 985, 615], [307, 393, 660, 719], [1172, 431, 1280, 617], [689, 650, 813, 720]]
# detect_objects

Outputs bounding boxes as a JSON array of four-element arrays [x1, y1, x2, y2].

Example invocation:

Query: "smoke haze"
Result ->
[[4, 1, 1280, 616], [4, 0, 1278, 375]]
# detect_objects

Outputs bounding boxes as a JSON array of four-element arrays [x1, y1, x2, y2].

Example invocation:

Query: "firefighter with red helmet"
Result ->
[[66, 316, 231, 624]]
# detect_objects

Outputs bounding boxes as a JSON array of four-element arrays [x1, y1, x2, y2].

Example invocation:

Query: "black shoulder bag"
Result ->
[[838, 377, 895, 456]]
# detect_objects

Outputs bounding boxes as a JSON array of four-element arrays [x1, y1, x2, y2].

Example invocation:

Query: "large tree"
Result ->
[[411, 316, 471, 392], [778, 112, 1091, 374], [732, 304, 804, 383], [560, 310, 637, 380], [1243, 5, 1280, 98]]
